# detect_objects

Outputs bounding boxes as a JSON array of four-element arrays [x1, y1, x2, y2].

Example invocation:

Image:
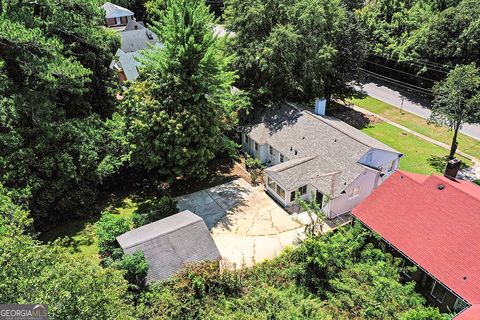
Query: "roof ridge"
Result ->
[[426, 175, 480, 203], [283, 101, 394, 153]]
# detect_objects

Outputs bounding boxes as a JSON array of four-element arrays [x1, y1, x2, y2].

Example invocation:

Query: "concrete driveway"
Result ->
[[176, 178, 305, 267]]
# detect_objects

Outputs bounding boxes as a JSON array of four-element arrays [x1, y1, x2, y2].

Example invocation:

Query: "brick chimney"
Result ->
[[444, 158, 461, 179]]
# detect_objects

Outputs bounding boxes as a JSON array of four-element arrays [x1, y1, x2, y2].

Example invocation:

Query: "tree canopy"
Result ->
[[0, 0, 123, 228], [121, 0, 244, 181], [224, 0, 366, 108]]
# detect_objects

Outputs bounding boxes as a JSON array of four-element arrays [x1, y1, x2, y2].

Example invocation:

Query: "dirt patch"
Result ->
[[328, 102, 383, 129]]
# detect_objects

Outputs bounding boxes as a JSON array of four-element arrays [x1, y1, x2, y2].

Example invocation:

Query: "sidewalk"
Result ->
[[361, 82, 480, 140], [347, 103, 480, 180]]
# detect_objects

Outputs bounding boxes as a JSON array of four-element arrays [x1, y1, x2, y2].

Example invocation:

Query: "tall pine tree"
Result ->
[[122, 0, 243, 180]]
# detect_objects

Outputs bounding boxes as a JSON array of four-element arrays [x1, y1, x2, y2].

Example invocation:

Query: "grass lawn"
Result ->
[[349, 96, 480, 159], [362, 122, 472, 175], [39, 197, 138, 262]]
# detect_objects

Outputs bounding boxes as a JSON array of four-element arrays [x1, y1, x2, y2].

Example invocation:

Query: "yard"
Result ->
[[361, 122, 472, 175], [349, 96, 480, 159]]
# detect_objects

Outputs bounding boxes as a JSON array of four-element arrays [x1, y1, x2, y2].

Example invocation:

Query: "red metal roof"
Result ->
[[352, 171, 480, 307]]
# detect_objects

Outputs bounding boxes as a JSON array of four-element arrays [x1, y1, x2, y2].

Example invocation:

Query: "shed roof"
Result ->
[[352, 171, 480, 308], [117, 210, 221, 282]]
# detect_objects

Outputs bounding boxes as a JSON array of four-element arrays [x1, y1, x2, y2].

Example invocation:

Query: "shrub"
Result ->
[[95, 212, 131, 258], [132, 196, 178, 228], [110, 251, 149, 290]]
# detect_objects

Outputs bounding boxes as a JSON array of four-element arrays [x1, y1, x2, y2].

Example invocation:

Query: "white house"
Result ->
[[102, 2, 134, 29], [241, 101, 403, 219]]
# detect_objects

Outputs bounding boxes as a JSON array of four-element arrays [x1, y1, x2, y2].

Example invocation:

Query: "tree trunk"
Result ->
[[324, 83, 333, 112], [449, 121, 461, 160]]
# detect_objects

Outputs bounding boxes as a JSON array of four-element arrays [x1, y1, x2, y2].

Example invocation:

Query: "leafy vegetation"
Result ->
[[135, 224, 447, 319], [121, 0, 245, 182], [132, 195, 178, 228], [224, 0, 366, 108]]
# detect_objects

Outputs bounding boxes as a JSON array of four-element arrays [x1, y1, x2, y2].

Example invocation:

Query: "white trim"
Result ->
[[431, 280, 447, 303]]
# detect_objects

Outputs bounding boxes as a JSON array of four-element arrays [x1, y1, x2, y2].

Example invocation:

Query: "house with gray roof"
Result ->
[[241, 101, 403, 219], [102, 2, 134, 30], [116, 210, 221, 283]]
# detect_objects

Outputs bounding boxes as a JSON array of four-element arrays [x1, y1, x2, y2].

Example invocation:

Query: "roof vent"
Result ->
[[302, 136, 305, 139], [334, 138, 337, 142], [290, 146, 292, 151], [437, 184, 445, 190], [464, 276, 468, 280], [294, 150, 298, 155]]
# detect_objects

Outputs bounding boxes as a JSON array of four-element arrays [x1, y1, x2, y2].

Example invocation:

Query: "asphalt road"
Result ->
[[361, 82, 480, 141]]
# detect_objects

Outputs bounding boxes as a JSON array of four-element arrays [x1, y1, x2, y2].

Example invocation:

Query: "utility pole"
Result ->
[[400, 96, 405, 114]]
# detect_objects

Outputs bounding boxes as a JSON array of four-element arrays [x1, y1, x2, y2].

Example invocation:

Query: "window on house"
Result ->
[[400, 258, 415, 279], [431, 281, 448, 303], [242, 134, 246, 144], [290, 191, 296, 202], [453, 298, 468, 312], [276, 185, 285, 199], [269, 145, 273, 155], [298, 185, 307, 195], [267, 177, 276, 191], [280, 154, 284, 163], [254, 142, 259, 152], [348, 186, 360, 199], [387, 160, 395, 172]]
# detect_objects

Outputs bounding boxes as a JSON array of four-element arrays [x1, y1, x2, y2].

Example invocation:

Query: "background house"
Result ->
[[102, 2, 134, 29], [116, 210, 221, 283], [352, 171, 480, 319], [241, 102, 403, 218]]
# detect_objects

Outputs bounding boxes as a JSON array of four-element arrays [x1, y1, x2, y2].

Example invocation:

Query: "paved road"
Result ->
[[361, 82, 480, 140]]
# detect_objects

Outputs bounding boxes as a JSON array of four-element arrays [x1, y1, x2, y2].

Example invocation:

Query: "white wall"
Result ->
[[329, 169, 379, 218], [359, 149, 401, 171], [267, 145, 288, 166], [241, 133, 267, 162]]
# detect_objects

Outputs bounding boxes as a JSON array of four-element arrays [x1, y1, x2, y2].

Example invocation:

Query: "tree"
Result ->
[[96, 212, 131, 258], [403, 0, 480, 66], [430, 64, 480, 159], [224, 0, 366, 108], [132, 195, 178, 227], [0, 0, 123, 228], [122, 0, 244, 181]]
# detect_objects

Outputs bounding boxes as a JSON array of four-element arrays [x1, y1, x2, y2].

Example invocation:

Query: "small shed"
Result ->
[[116, 210, 221, 283]]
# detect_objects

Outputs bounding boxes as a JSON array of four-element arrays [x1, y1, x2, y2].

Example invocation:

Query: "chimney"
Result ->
[[444, 158, 461, 179], [314, 98, 327, 116]]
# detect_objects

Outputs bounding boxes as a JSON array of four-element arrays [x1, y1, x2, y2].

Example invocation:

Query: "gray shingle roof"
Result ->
[[101, 2, 134, 19], [247, 102, 401, 197], [116, 210, 221, 283], [121, 27, 159, 53]]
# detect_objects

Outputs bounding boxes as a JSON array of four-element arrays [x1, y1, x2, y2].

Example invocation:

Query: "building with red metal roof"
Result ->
[[352, 171, 480, 319]]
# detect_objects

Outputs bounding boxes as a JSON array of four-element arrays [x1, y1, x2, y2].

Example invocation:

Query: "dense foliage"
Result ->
[[224, 0, 366, 108], [135, 224, 447, 320], [132, 195, 178, 227], [0, 0, 123, 228], [0, 185, 134, 319], [96, 212, 132, 258], [121, 0, 245, 182], [430, 64, 480, 159]]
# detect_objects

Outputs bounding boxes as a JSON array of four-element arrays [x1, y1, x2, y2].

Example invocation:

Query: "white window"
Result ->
[[242, 133, 247, 144], [431, 281, 447, 303], [269, 145, 273, 155], [267, 177, 276, 191], [298, 185, 307, 195], [348, 186, 360, 199], [453, 298, 468, 312], [254, 142, 259, 152], [276, 184, 285, 199], [387, 160, 395, 172], [280, 154, 284, 163]]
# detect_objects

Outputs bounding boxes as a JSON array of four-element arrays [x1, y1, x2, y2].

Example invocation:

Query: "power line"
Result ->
[[369, 52, 452, 71], [369, 53, 451, 74], [360, 68, 435, 97], [363, 60, 438, 83]]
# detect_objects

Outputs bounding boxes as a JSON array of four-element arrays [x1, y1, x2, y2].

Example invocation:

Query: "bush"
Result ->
[[245, 155, 264, 171], [95, 212, 131, 258], [110, 251, 149, 290], [132, 196, 178, 228]]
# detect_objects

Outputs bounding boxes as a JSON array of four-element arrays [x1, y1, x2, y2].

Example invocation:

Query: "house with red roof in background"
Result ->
[[352, 170, 480, 319]]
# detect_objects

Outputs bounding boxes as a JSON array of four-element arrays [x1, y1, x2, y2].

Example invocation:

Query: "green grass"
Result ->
[[349, 96, 480, 159], [362, 122, 472, 175], [39, 197, 139, 261]]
